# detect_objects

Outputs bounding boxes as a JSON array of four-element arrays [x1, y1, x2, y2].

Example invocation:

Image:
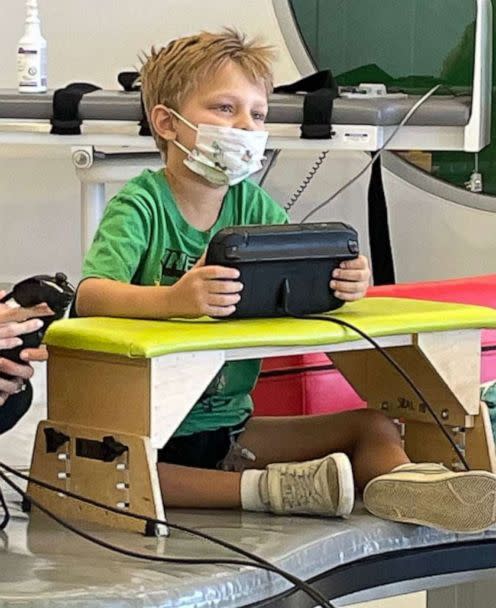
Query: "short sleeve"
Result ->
[[82, 194, 152, 284]]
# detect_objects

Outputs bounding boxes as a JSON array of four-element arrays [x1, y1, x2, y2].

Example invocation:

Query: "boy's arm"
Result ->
[[77, 258, 243, 320], [78, 198, 243, 319], [76, 278, 177, 319]]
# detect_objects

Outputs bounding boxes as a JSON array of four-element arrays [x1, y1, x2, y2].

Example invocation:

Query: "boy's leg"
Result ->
[[238, 409, 409, 490], [157, 410, 496, 531], [157, 463, 242, 508], [239, 412, 496, 533], [158, 409, 407, 511]]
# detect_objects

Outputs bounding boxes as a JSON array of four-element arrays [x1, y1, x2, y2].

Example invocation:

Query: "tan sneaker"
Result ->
[[363, 463, 496, 533], [260, 453, 354, 516]]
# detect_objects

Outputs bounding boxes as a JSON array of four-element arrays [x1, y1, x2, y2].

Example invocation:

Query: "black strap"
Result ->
[[138, 95, 151, 137], [274, 70, 339, 139], [50, 82, 101, 135], [117, 70, 151, 136], [368, 157, 395, 284], [117, 71, 140, 92]]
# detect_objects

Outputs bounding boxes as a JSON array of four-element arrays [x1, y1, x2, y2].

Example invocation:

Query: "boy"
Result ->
[[76, 29, 496, 532]]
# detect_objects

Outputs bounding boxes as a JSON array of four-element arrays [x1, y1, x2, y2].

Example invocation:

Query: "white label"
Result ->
[[17, 45, 47, 89], [40, 46, 47, 87], [344, 132, 370, 142]]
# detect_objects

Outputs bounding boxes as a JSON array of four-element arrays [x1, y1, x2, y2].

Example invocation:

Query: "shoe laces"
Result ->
[[280, 466, 330, 509]]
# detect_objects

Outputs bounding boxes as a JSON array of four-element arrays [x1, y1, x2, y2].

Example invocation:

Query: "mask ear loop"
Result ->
[[167, 108, 198, 157], [171, 139, 192, 156], [168, 108, 198, 132]]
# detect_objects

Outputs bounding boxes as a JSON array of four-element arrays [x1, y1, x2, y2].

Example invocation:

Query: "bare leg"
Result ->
[[238, 409, 410, 490], [157, 463, 241, 508], [157, 409, 409, 507]]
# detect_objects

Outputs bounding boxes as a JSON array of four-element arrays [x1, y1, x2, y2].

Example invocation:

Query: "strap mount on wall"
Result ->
[[274, 70, 339, 139], [50, 82, 102, 135]]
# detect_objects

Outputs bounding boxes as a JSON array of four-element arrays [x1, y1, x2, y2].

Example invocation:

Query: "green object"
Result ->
[[291, 0, 475, 84], [290, 0, 496, 194], [81, 168, 288, 436], [46, 298, 496, 357], [83, 169, 288, 285]]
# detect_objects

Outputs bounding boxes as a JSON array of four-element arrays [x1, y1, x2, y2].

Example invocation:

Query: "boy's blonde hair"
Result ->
[[140, 28, 275, 155]]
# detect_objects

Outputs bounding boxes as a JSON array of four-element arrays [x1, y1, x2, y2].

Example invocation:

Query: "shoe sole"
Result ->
[[333, 452, 355, 517], [364, 470, 496, 533]]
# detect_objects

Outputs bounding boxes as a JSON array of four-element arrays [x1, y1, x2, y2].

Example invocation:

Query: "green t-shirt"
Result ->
[[82, 169, 288, 436]]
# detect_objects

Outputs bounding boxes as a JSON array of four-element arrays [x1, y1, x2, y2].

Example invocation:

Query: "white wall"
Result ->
[[1, 0, 301, 91], [0, 0, 302, 285]]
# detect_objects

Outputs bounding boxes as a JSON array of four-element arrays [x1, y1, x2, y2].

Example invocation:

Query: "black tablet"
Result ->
[[206, 222, 359, 318]]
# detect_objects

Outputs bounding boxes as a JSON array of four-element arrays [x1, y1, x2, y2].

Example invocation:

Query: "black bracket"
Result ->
[[75, 436, 128, 463], [44, 427, 70, 453]]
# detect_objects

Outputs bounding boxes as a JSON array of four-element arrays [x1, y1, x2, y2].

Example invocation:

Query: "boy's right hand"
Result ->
[[169, 254, 243, 318]]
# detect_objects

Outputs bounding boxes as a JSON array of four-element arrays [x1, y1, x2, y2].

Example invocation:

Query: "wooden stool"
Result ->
[[27, 298, 496, 534]]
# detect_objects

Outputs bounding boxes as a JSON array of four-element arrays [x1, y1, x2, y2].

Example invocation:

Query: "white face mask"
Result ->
[[169, 109, 269, 186]]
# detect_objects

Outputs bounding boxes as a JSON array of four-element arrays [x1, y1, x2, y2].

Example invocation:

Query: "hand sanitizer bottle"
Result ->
[[17, 0, 47, 93]]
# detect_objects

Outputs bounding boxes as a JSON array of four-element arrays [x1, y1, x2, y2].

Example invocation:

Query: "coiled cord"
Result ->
[[284, 150, 330, 213]]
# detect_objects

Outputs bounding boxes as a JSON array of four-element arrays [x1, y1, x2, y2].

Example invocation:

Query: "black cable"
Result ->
[[284, 84, 451, 221], [0, 487, 10, 530], [284, 150, 330, 213], [300, 85, 442, 223], [281, 280, 469, 471], [0, 470, 259, 568], [309, 315, 469, 470], [0, 463, 336, 608], [258, 149, 281, 188]]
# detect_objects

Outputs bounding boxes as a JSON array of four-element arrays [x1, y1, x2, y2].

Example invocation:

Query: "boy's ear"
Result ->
[[150, 105, 177, 141]]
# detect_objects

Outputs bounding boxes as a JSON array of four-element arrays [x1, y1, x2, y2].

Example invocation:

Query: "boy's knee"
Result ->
[[356, 408, 400, 439]]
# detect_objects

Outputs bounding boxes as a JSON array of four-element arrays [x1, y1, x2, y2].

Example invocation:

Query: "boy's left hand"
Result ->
[[330, 254, 371, 302]]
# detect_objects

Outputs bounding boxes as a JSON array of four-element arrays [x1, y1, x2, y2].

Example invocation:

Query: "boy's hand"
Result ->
[[170, 254, 243, 318], [330, 254, 371, 302]]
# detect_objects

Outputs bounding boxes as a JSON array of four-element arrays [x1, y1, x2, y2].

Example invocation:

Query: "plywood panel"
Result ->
[[48, 347, 151, 436], [28, 420, 166, 534]]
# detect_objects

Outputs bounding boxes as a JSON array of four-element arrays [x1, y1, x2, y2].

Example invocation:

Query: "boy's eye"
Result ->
[[252, 111, 266, 122], [217, 104, 234, 113]]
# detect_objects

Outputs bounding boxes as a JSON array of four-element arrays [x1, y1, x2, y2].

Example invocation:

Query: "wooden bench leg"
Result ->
[[403, 403, 496, 472], [331, 330, 496, 471], [27, 420, 167, 535]]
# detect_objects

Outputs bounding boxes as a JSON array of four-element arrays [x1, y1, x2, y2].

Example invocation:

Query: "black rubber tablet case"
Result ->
[[206, 222, 359, 318]]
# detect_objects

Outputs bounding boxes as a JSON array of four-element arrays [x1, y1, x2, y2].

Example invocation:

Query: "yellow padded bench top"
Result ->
[[45, 297, 496, 359]]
